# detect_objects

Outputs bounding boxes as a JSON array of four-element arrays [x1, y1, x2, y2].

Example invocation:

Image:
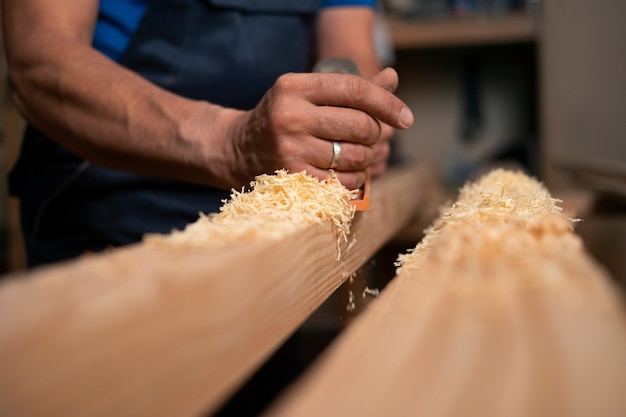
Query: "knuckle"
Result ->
[[346, 77, 369, 106], [354, 145, 368, 165], [350, 113, 379, 144], [337, 171, 365, 190], [273, 72, 297, 92], [346, 144, 372, 170], [354, 114, 371, 139], [351, 173, 366, 190]]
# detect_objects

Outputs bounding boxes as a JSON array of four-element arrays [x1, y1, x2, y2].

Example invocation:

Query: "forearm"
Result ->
[[4, 0, 413, 194], [6, 34, 243, 188], [315, 7, 381, 77]]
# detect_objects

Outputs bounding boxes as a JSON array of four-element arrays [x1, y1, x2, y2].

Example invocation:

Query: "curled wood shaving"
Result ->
[[145, 170, 358, 251], [396, 169, 575, 274]]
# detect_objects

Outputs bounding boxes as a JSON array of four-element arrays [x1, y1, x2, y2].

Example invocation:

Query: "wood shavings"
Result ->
[[145, 170, 358, 251], [395, 169, 574, 274], [346, 290, 356, 312], [362, 287, 380, 298]]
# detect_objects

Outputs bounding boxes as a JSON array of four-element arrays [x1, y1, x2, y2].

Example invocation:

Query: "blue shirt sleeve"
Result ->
[[93, 0, 151, 61], [94, 0, 378, 62]]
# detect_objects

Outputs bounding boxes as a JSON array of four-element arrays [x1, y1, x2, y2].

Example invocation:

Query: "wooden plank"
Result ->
[[265, 170, 626, 417], [389, 13, 538, 50], [0, 165, 433, 417]]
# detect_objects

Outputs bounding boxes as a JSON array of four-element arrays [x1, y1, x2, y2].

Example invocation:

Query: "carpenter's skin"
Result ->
[[2, 2, 414, 190]]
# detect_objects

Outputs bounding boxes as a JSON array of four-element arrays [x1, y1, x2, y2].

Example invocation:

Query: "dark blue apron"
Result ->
[[10, 0, 322, 267]]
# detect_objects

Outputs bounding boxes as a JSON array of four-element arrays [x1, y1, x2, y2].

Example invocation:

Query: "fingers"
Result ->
[[270, 138, 368, 189], [308, 106, 381, 146], [326, 140, 374, 171], [370, 138, 391, 179], [301, 138, 374, 172], [306, 166, 368, 191], [235, 69, 411, 191], [277, 70, 414, 130], [368, 67, 399, 93]]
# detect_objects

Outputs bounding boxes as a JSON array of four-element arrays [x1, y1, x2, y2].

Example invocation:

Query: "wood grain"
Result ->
[[265, 171, 626, 417], [0, 165, 433, 417]]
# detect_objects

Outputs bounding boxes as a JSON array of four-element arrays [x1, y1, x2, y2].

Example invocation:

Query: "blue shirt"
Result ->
[[93, 0, 377, 61]]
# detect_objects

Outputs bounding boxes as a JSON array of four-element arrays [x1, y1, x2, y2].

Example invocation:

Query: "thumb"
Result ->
[[368, 67, 399, 93]]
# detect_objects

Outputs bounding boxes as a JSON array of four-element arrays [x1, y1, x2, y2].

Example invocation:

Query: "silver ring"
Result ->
[[329, 140, 342, 170]]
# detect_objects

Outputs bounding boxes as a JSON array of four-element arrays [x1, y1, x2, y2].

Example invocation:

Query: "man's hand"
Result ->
[[224, 67, 413, 190], [370, 122, 395, 179], [3, 0, 410, 192]]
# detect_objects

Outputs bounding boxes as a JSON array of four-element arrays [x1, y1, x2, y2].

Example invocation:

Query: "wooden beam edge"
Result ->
[[0, 164, 434, 417], [264, 183, 626, 417]]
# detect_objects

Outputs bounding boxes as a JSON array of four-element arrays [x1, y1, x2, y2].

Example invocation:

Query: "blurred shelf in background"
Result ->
[[389, 13, 538, 49]]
